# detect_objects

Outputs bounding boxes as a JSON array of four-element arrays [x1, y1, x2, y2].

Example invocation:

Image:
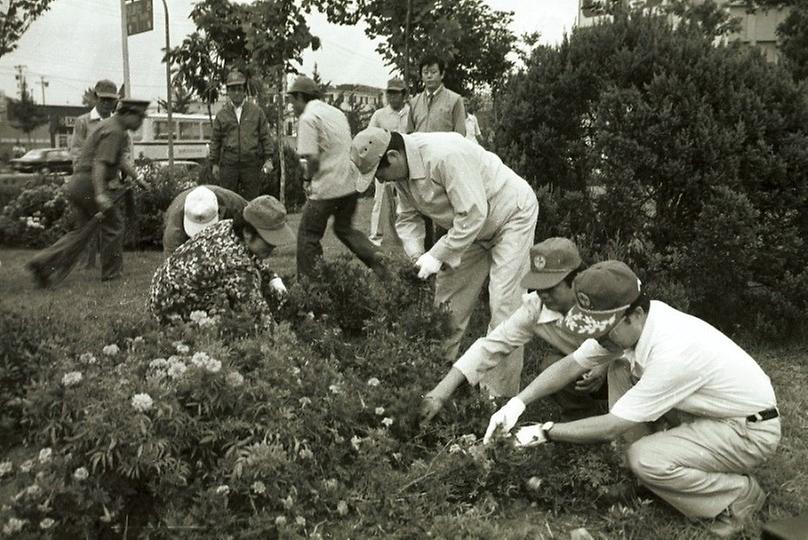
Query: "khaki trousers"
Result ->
[[609, 360, 781, 519], [435, 179, 538, 397]]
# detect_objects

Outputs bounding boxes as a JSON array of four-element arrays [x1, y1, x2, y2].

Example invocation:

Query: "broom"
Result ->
[[27, 188, 131, 288]]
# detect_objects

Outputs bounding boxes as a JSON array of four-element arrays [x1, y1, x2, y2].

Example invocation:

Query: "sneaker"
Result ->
[[708, 476, 766, 538]]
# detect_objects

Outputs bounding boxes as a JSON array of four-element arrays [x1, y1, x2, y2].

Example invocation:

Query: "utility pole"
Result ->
[[277, 67, 286, 205], [13, 65, 27, 98], [38, 76, 48, 105], [404, 0, 412, 88], [162, 0, 174, 170], [119, 0, 131, 97]]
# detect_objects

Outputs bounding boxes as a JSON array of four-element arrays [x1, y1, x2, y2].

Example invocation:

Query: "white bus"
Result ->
[[131, 112, 212, 163]]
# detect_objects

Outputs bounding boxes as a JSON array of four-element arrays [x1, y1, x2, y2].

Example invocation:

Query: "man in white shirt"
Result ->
[[367, 78, 410, 247], [464, 100, 482, 145], [351, 127, 538, 397], [289, 76, 387, 279], [484, 261, 780, 537], [419, 238, 607, 423]]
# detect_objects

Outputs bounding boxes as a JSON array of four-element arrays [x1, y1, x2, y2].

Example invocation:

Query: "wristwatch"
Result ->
[[540, 421, 555, 442]]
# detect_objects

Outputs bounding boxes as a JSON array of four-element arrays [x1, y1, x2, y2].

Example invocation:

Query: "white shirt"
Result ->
[[233, 104, 243, 124], [368, 104, 410, 133], [465, 114, 481, 144], [573, 301, 777, 423]]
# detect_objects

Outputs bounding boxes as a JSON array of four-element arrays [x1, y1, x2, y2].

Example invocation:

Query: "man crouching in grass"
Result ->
[[485, 261, 780, 538]]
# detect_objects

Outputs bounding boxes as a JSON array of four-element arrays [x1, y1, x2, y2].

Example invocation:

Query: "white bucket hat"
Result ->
[[183, 186, 219, 237]]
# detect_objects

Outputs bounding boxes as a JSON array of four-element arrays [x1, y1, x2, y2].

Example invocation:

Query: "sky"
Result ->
[[0, 0, 579, 107]]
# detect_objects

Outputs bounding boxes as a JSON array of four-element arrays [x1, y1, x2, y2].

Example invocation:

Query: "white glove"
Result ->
[[415, 252, 442, 280], [514, 423, 548, 448], [269, 277, 287, 296], [483, 397, 526, 444]]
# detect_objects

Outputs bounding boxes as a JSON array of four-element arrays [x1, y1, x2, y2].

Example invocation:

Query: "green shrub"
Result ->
[[0, 181, 71, 248]]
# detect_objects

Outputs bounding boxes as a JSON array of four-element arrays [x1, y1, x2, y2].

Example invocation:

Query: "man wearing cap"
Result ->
[[288, 75, 387, 279], [367, 77, 409, 247], [209, 71, 274, 200], [485, 260, 780, 537], [149, 195, 293, 323], [27, 98, 151, 286], [350, 127, 538, 397], [162, 185, 249, 256], [70, 79, 131, 269], [419, 238, 608, 423]]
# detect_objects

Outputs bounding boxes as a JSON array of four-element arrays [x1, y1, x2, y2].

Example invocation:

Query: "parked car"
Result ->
[[9, 148, 73, 174]]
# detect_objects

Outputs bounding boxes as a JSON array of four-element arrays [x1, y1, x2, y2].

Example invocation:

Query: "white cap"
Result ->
[[183, 186, 219, 237]]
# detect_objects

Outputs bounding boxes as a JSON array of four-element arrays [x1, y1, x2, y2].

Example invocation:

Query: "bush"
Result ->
[[0, 258, 630, 538], [493, 6, 808, 334]]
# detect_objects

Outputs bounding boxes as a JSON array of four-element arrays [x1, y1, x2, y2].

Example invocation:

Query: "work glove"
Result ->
[[269, 277, 287, 296], [483, 397, 526, 444], [415, 252, 442, 280], [513, 423, 549, 448]]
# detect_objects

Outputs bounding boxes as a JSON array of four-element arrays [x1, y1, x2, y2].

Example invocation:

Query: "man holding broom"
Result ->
[[27, 98, 150, 287]]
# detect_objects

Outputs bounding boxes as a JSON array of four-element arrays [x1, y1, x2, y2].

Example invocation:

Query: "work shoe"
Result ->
[[708, 476, 766, 538]]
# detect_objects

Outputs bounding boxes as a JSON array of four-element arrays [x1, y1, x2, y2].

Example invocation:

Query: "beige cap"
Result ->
[[287, 75, 320, 96], [243, 195, 295, 246], [183, 186, 219, 237], [350, 127, 392, 192]]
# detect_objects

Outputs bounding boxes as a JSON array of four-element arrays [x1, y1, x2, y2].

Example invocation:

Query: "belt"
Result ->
[[746, 408, 778, 422]]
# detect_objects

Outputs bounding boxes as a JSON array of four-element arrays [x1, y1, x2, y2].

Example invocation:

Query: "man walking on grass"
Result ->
[[288, 75, 388, 280], [484, 260, 780, 538]]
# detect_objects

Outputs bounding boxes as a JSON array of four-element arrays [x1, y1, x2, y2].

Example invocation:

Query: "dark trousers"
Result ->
[[217, 161, 262, 200], [70, 188, 126, 280], [297, 192, 381, 278]]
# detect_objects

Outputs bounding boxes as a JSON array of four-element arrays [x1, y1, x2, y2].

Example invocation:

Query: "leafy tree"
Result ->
[[0, 0, 56, 61], [81, 87, 96, 109], [158, 83, 194, 114], [8, 86, 48, 143], [776, 1, 808, 80], [325, 0, 517, 94], [493, 3, 808, 331]]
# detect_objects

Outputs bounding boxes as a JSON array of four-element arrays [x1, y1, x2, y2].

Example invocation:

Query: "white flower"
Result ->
[[375, 407, 385, 415], [0, 461, 12, 477], [39, 518, 55, 530], [131, 393, 154, 412], [298, 397, 312, 408], [149, 358, 168, 370], [25, 484, 41, 498], [381, 417, 394, 427], [102, 344, 120, 356], [61, 371, 83, 387], [215, 484, 230, 496], [2, 517, 26, 534], [298, 448, 313, 460], [206, 358, 222, 373], [173, 341, 190, 354], [73, 467, 89, 481], [79, 352, 97, 365], [38, 448, 52, 463], [166, 361, 187, 379], [448, 443, 462, 454], [19, 459, 34, 473], [295, 516, 306, 527], [350, 435, 362, 451], [275, 516, 287, 526], [460, 433, 477, 445], [191, 352, 221, 373], [337, 500, 349, 516], [324, 478, 338, 490], [226, 371, 244, 387], [281, 494, 294, 510], [328, 384, 342, 395], [251, 481, 266, 494], [366, 377, 380, 387], [527, 476, 543, 490], [290, 367, 301, 376], [189, 310, 208, 323], [133, 336, 144, 346]]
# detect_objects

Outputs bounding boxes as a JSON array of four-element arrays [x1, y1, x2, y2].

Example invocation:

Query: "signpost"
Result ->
[[126, 0, 154, 36]]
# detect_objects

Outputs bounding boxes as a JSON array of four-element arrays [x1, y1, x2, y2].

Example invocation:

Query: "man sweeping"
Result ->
[[27, 99, 150, 287]]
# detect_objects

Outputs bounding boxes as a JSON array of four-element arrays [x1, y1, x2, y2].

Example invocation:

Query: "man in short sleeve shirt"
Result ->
[[485, 261, 780, 536], [27, 99, 150, 286], [351, 127, 539, 397], [287, 75, 387, 279]]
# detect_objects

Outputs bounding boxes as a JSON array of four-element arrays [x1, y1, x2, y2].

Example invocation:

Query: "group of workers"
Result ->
[[24, 54, 780, 538]]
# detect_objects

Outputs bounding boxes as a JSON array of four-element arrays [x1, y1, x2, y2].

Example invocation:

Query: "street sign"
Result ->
[[126, 0, 153, 36]]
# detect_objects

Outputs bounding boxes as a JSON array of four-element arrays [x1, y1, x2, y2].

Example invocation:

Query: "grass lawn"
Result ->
[[1, 197, 807, 538]]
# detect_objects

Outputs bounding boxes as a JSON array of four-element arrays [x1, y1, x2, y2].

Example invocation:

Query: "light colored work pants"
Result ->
[[609, 360, 781, 519], [369, 180, 400, 246], [435, 179, 538, 397]]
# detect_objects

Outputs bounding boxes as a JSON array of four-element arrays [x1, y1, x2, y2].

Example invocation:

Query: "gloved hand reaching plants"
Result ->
[[483, 397, 526, 443]]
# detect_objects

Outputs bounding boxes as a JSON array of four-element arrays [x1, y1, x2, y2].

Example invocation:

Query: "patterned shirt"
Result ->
[[148, 219, 278, 322]]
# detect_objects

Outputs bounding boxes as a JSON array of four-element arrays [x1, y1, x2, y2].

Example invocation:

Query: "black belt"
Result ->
[[747, 408, 778, 422]]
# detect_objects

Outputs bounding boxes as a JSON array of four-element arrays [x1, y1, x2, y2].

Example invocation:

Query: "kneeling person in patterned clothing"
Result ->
[[149, 195, 293, 323]]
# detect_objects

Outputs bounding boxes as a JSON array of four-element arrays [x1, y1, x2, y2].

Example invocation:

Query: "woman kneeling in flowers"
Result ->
[[148, 195, 294, 323]]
